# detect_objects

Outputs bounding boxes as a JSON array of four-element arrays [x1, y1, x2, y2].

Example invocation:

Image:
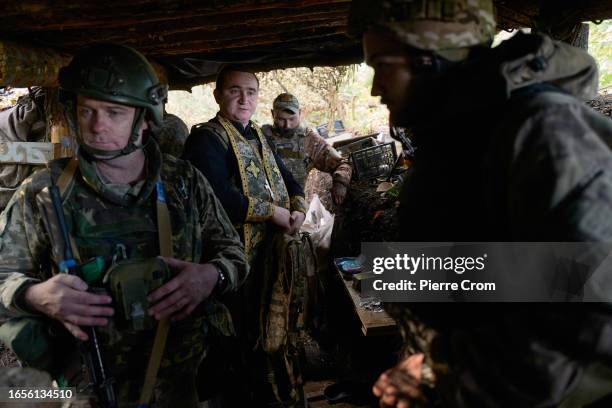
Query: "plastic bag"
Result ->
[[300, 194, 334, 251]]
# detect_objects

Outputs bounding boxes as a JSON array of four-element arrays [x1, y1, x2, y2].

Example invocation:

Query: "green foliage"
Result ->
[[165, 21, 611, 134], [589, 20, 612, 90], [166, 64, 390, 135]]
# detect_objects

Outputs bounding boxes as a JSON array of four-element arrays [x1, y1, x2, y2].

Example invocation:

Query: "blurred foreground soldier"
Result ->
[[262, 93, 352, 206], [350, 0, 612, 407], [0, 44, 247, 407]]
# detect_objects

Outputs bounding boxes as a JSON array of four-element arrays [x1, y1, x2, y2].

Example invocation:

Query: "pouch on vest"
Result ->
[[0, 316, 75, 377], [103, 257, 171, 331]]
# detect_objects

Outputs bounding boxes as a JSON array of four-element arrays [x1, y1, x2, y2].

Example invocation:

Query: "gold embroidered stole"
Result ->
[[217, 115, 289, 261]]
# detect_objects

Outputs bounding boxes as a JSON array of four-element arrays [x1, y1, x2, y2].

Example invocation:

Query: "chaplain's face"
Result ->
[[214, 71, 259, 126], [76, 95, 146, 153]]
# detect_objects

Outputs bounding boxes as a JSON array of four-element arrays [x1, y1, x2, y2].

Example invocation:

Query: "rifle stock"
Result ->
[[49, 184, 117, 408]]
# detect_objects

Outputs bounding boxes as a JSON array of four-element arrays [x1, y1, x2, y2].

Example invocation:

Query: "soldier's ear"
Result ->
[[213, 88, 221, 104], [270, 109, 274, 118]]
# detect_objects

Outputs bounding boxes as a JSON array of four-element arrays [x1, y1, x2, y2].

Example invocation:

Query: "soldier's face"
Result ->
[[214, 71, 259, 126], [364, 30, 421, 127], [272, 109, 301, 132], [76, 96, 146, 152]]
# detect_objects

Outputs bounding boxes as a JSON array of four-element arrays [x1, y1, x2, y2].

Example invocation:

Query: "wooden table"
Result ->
[[335, 269, 397, 336]]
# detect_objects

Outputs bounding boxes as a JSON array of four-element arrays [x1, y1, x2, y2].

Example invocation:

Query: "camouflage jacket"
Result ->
[[149, 113, 189, 158], [0, 141, 247, 315], [262, 124, 352, 189], [399, 32, 609, 241], [396, 33, 612, 406]]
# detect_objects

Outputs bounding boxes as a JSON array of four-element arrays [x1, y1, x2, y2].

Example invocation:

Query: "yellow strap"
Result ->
[[139, 180, 173, 406], [51, 157, 82, 263], [56, 157, 79, 197]]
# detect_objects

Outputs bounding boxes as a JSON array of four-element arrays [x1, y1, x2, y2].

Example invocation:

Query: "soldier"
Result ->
[[149, 112, 189, 158], [262, 93, 352, 207], [182, 64, 307, 405], [183, 65, 307, 265], [0, 44, 248, 407], [350, 0, 612, 407]]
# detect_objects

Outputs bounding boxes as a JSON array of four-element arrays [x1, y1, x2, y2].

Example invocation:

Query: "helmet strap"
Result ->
[[79, 108, 148, 161]]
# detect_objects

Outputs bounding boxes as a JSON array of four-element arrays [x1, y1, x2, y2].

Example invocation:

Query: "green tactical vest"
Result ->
[[44, 144, 229, 376], [262, 125, 310, 189]]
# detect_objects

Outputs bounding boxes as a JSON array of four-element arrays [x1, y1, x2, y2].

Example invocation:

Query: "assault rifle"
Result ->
[[49, 183, 117, 408], [390, 126, 416, 161]]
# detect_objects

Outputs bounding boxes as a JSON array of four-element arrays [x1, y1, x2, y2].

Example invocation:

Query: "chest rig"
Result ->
[[265, 126, 310, 188], [42, 153, 208, 406]]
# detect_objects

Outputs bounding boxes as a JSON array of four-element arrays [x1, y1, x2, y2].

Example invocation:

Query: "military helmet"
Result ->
[[59, 44, 167, 159], [349, 0, 496, 60], [59, 43, 167, 126]]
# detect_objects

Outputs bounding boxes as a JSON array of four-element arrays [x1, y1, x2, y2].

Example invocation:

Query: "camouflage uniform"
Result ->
[[351, 0, 612, 406], [402, 28, 612, 408], [0, 140, 248, 407], [149, 113, 189, 158], [262, 124, 352, 191]]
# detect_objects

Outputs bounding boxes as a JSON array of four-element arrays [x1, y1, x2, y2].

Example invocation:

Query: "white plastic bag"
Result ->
[[301, 194, 334, 251]]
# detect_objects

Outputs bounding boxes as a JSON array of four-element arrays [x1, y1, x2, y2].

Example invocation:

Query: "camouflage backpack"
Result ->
[[259, 232, 317, 406]]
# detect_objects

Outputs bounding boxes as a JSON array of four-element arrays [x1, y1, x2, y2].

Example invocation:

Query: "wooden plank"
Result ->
[[45, 87, 77, 159], [0, 0, 352, 31], [0, 142, 55, 164], [334, 267, 397, 336]]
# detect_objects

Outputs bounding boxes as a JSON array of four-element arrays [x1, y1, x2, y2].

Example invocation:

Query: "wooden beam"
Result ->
[[168, 45, 362, 90], [0, 142, 55, 164], [31, 8, 349, 48], [44, 87, 76, 159], [0, 40, 70, 87], [125, 24, 346, 56], [0, 0, 351, 31]]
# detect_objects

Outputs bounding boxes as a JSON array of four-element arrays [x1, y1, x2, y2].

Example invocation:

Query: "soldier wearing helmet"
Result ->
[[350, 0, 612, 407], [0, 44, 247, 407]]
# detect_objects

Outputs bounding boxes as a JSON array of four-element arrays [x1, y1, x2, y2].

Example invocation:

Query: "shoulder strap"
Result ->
[[47, 157, 81, 263], [56, 157, 79, 197], [139, 180, 173, 407], [194, 122, 230, 149]]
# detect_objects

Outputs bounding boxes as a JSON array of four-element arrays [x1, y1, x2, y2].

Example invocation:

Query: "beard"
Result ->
[[277, 126, 299, 137]]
